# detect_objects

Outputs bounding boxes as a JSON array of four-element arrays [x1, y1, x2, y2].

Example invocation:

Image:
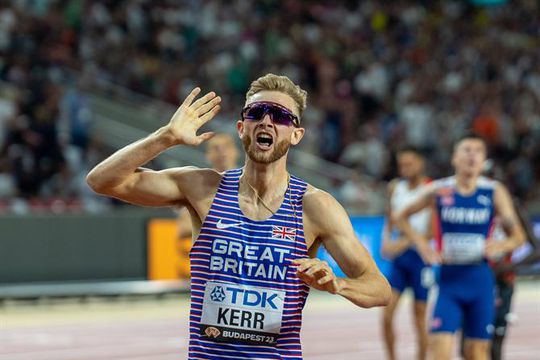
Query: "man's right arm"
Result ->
[[86, 88, 221, 207], [381, 179, 411, 259], [394, 185, 440, 264], [87, 127, 187, 206]]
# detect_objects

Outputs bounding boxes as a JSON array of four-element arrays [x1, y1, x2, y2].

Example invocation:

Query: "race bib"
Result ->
[[442, 233, 485, 264], [200, 281, 285, 345]]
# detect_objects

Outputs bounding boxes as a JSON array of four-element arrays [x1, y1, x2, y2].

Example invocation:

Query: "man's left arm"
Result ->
[[485, 183, 526, 260], [294, 189, 391, 308]]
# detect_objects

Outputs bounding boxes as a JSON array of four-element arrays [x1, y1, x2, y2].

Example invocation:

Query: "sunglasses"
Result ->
[[240, 101, 300, 127]]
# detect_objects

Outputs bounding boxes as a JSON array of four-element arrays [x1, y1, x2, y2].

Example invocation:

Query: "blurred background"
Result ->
[[0, 0, 539, 359]]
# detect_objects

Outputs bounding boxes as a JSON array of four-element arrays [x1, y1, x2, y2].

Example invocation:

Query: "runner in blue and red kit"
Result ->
[[396, 133, 525, 360], [87, 73, 390, 359]]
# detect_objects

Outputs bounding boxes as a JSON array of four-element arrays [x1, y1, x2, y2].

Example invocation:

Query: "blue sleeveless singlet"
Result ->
[[430, 176, 497, 339]]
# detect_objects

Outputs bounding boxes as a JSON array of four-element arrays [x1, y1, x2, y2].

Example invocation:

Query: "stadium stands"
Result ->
[[1, 0, 539, 213]]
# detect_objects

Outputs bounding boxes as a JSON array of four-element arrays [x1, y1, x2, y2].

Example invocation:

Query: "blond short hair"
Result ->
[[245, 73, 308, 117]]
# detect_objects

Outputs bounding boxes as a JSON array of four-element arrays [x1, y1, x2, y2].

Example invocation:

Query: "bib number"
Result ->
[[200, 281, 285, 345], [442, 233, 485, 264]]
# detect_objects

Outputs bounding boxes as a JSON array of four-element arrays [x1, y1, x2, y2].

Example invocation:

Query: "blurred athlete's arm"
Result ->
[[86, 88, 221, 206], [508, 204, 540, 269], [381, 179, 411, 259], [394, 185, 440, 264], [485, 183, 526, 260], [294, 189, 391, 308]]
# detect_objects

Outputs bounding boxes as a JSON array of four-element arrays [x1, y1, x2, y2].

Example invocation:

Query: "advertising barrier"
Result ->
[[147, 216, 540, 281], [147, 216, 392, 280], [147, 218, 191, 280]]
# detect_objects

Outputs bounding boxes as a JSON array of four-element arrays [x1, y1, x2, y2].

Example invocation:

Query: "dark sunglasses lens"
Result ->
[[243, 105, 265, 120], [267, 106, 294, 125], [243, 103, 296, 126]]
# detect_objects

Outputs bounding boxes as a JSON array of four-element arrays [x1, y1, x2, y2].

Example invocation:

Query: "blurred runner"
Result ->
[[176, 134, 239, 278], [381, 146, 432, 360], [489, 202, 538, 360]]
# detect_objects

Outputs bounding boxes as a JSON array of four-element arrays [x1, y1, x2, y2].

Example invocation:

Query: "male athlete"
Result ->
[[176, 134, 239, 279], [395, 134, 525, 360], [489, 202, 540, 360], [462, 201, 537, 360], [177, 133, 239, 240], [87, 73, 391, 359], [381, 146, 432, 360]]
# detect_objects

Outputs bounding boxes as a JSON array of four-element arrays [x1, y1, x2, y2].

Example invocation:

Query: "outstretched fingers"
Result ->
[[186, 90, 221, 126], [199, 103, 221, 124], [180, 87, 221, 126], [197, 95, 221, 114], [191, 91, 217, 111], [181, 87, 202, 108]]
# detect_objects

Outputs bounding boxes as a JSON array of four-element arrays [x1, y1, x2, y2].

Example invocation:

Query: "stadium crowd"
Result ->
[[0, 0, 539, 212]]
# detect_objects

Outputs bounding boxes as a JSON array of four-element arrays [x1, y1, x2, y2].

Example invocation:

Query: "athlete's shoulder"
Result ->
[[386, 179, 402, 201], [303, 185, 350, 236], [491, 179, 512, 203], [432, 176, 455, 188], [303, 184, 329, 201], [388, 178, 402, 192], [477, 176, 499, 190], [303, 185, 342, 213]]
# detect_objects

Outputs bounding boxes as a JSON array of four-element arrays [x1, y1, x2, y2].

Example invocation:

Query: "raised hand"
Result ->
[[292, 258, 342, 294], [165, 87, 222, 146]]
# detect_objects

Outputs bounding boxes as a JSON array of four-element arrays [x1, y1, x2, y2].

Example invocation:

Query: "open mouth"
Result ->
[[256, 133, 274, 150]]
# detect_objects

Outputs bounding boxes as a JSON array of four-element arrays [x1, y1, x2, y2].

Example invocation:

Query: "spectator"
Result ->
[[1, 0, 539, 211]]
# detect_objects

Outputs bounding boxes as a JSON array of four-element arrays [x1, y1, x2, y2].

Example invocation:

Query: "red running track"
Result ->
[[0, 283, 538, 360]]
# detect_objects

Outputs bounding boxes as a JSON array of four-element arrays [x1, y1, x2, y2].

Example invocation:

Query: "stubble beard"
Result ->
[[242, 134, 291, 164]]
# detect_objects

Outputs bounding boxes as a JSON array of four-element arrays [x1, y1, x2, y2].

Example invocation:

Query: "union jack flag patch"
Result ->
[[271, 226, 296, 240]]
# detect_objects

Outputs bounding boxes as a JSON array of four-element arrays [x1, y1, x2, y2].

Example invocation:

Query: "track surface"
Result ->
[[1, 282, 538, 359]]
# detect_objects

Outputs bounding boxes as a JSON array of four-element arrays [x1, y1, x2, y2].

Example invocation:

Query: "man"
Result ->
[[381, 146, 432, 360], [395, 134, 525, 360], [459, 168, 534, 360], [488, 202, 536, 360], [177, 133, 239, 239], [87, 73, 390, 359], [487, 220, 515, 360], [176, 134, 239, 279]]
